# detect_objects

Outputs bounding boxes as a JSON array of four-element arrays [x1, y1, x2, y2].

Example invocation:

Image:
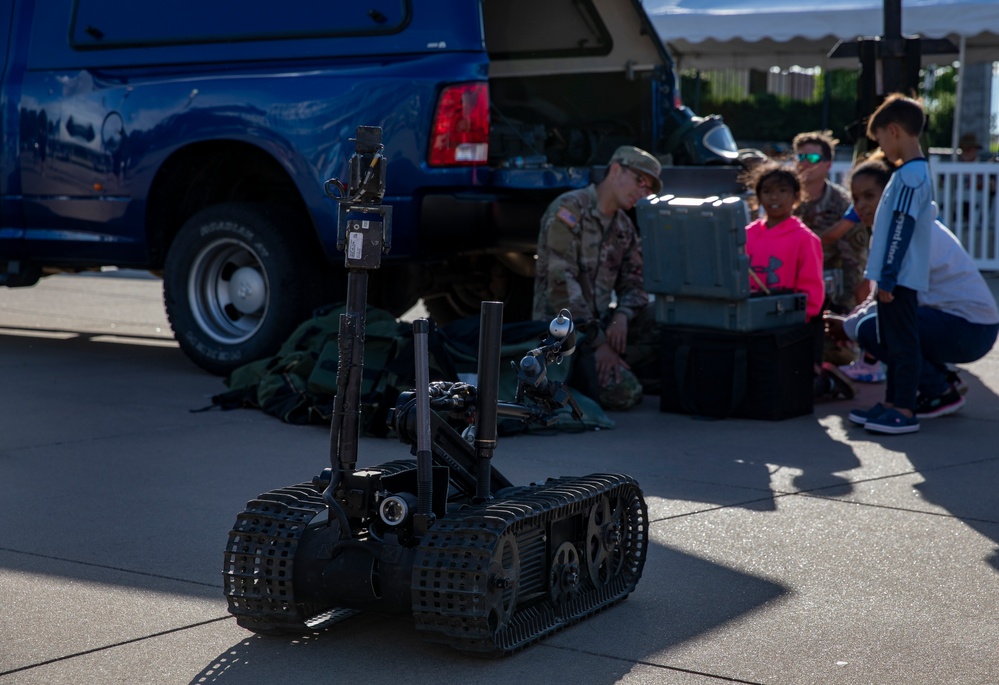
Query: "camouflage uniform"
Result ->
[[533, 184, 656, 410], [794, 180, 868, 312], [795, 179, 867, 365]]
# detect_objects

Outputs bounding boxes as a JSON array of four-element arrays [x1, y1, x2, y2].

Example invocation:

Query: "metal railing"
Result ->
[[830, 160, 999, 271]]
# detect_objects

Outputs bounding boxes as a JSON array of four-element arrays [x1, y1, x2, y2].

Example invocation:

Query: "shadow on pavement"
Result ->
[[889, 370, 999, 576], [188, 542, 787, 684], [578, 398, 863, 516], [3, 323, 997, 682]]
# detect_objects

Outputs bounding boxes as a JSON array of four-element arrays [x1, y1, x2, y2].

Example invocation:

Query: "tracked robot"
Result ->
[[222, 127, 648, 655]]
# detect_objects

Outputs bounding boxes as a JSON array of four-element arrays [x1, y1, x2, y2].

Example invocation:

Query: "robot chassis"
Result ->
[[222, 127, 649, 656]]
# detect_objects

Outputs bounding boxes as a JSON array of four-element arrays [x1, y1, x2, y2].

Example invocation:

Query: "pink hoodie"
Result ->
[[745, 215, 824, 320]]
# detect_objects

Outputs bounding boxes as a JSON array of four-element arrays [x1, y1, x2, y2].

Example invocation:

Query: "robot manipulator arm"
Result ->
[[513, 309, 583, 422], [390, 310, 583, 442]]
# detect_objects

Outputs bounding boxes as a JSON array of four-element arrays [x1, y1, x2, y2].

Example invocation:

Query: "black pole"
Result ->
[[829, 1, 956, 151], [881, 0, 903, 95], [330, 269, 367, 474], [321, 125, 390, 535], [412, 318, 434, 527], [883, 0, 901, 40], [474, 301, 503, 502]]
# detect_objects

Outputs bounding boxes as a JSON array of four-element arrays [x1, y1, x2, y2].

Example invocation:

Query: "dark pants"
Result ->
[[856, 306, 999, 397], [874, 286, 921, 411], [808, 315, 825, 366]]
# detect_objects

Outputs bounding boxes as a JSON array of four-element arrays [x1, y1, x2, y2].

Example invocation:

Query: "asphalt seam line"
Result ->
[[0, 546, 221, 589], [0, 616, 231, 677], [542, 643, 767, 685]]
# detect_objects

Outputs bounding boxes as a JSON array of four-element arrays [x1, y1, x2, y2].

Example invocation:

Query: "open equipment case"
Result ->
[[639, 195, 807, 332]]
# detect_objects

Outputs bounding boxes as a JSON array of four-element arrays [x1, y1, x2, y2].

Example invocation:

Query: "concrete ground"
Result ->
[[0, 273, 997, 684]]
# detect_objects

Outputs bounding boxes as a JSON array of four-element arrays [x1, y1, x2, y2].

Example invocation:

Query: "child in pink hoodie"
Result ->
[[743, 161, 854, 399], [744, 161, 824, 320]]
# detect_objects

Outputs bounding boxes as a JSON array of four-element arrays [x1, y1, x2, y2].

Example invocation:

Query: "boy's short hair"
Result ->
[[866, 93, 926, 138], [792, 130, 838, 160]]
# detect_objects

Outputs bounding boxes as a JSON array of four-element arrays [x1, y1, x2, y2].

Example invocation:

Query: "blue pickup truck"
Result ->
[[0, 0, 739, 373]]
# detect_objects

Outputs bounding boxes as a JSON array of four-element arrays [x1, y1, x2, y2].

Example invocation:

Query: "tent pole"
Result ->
[[952, 35, 967, 161], [822, 68, 831, 131]]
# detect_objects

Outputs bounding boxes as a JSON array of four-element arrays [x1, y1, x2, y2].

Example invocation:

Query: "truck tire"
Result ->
[[163, 203, 319, 375]]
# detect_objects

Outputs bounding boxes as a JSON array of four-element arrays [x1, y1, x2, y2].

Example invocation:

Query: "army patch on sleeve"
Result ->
[[556, 207, 578, 227]]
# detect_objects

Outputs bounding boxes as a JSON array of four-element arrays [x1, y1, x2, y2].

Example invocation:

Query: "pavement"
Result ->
[[1, 273, 998, 685]]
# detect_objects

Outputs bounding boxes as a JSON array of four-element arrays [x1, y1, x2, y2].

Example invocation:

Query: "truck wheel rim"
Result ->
[[188, 238, 269, 344]]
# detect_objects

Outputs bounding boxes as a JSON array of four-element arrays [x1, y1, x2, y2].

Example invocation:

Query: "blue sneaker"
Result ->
[[848, 403, 887, 426], [864, 408, 920, 434]]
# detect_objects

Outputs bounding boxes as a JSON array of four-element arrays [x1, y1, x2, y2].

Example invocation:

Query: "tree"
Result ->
[[922, 65, 959, 148], [682, 65, 959, 150]]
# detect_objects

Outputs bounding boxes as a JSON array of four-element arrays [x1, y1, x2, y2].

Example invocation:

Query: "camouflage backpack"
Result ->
[[211, 304, 429, 432], [209, 306, 614, 435]]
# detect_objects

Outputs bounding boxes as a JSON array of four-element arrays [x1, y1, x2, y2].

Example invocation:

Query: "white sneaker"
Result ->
[[838, 359, 886, 383]]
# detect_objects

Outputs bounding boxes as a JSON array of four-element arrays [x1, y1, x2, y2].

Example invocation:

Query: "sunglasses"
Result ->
[[622, 166, 652, 190], [796, 153, 828, 164]]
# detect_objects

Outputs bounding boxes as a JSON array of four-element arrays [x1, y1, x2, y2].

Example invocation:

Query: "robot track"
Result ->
[[411, 472, 648, 656], [223, 461, 417, 634]]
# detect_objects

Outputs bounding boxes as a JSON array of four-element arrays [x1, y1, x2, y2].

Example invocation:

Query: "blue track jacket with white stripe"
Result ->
[[864, 157, 934, 293]]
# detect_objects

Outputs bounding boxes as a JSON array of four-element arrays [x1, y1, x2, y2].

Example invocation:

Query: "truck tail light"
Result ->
[[428, 82, 489, 166]]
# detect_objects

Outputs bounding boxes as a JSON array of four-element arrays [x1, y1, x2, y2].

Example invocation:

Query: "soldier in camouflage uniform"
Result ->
[[533, 146, 662, 411], [793, 131, 868, 313], [794, 131, 869, 366]]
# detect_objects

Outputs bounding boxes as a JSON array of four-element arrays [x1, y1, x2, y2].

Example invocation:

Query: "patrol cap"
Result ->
[[609, 145, 663, 195]]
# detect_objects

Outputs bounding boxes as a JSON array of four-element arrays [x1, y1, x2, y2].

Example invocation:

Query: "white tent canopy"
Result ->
[[645, 0, 999, 70]]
